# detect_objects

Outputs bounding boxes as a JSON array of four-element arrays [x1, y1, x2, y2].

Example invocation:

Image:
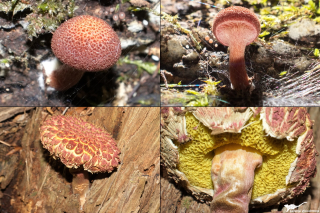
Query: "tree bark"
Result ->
[[9, 107, 160, 213]]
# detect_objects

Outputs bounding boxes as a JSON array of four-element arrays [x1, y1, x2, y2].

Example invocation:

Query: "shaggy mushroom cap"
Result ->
[[40, 115, 121, 173], [161, 107, 317, 212], [51, 15, 121, 72], [212, 6, 260, 90]]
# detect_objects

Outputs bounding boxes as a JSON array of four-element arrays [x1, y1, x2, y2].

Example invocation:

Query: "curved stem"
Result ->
[[210, 144, 262, 213]]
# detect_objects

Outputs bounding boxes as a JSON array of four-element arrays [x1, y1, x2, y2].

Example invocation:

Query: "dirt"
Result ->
[[0, 0, 160, 106], [160, 0, 320, 106]]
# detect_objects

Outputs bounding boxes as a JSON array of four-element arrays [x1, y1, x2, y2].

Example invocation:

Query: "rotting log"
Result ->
[[10, 107, 160, 213]]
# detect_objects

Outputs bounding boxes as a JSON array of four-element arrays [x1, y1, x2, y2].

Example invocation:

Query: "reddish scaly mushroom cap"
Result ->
[[51, 15, 121, 72], [212, 6, 260, 47], [40, 115, 121, 173]]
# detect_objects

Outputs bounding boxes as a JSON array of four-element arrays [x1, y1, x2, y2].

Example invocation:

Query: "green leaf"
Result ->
[[279, 71, 287, 76], [185, 90, 200, 95], [308, 0, 316, 12], [259, 31, 270, 37], [118, 57, 157, 74], [314, 48, 320, 57]]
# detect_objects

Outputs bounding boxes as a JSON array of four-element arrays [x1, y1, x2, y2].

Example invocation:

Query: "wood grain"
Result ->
[[11, 107, 160, 213], [0, 107, 34, 122]]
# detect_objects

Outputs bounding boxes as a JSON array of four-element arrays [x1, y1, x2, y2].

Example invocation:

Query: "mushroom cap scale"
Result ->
[[40, 115, 121, 173], [212, 6, 261, 47], [51, 15, 121, 72]]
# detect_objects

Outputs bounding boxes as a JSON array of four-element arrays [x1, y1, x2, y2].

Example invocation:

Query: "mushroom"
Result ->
[[161, 107, 317, 212], [40, 115, 121, 210], [41, 58, 84, 91], [212, 6, 260, 91], [43, 15, 121, 91]]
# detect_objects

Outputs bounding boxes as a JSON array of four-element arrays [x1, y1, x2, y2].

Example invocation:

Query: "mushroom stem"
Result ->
[[48, 64, 84, 91], [211, 144, 262, 213], [229, 42, 249, 90], [41, 58, 84, 91], [69, 168, 90, 211]]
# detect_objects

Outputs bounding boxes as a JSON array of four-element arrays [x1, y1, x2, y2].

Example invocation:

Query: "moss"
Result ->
[[25, 0, 78, 40], [118, 56, 157, 75], [175, 112, 298, 199], [0, 0, 31, 16], [255, 0, 320, 39], [161, 12, 202, 51], [182, 197, 192, 209]]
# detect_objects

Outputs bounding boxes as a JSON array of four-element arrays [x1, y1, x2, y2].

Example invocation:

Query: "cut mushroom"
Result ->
[[161, 107, 317, 212]]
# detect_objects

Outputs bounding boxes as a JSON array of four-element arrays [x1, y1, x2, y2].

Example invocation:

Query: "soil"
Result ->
[[0, 107, 160, 212], [0, 0, 160, 106], [160, 0, 320, 106]]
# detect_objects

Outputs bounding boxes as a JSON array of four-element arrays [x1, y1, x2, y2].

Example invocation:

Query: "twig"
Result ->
[[37, 165, 51, 198], [0, 140, 12, 146], [62, 107, 69, 115], [26, 158, 30, 191]]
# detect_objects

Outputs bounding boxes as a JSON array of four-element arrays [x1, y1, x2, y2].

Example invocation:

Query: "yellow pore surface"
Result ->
[[176, 113, 297, 199]]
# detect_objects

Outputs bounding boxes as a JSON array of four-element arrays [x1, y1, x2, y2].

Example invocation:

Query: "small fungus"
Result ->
[[40, 115, 121, 210], [161, 107, 317, 213], [119, 12, 126, 20], [212, 6, 260, 91], [113, 14, 119, 21]]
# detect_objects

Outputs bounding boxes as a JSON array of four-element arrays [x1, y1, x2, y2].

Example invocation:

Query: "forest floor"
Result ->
[[0, 0, 160, 106], [160, 0, 320, 106]]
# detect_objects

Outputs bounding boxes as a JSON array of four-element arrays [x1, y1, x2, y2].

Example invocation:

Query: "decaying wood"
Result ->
[[7, 107, 160, 213], [160, 108, 320, 213], [0, 107, 34, 123], [0, 107, 34, 205]]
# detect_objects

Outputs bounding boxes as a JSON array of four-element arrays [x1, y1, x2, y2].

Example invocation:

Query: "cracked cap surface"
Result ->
[[40, 115, 121, 173]]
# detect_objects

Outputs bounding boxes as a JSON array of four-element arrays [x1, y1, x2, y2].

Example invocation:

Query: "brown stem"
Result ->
[[210, 144, 262, 213], [69, 168, 90, 211], [229, 42, 250, 90], [48, 64, 84, 91]]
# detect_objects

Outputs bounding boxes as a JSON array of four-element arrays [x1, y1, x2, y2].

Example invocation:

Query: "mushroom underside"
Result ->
[[175, 113, 299, 211]]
